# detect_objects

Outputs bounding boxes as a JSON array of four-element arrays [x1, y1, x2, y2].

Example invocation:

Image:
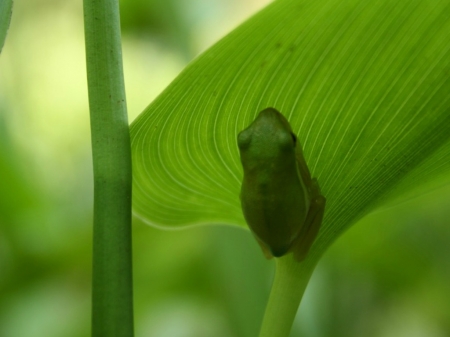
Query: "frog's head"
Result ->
[[237, 107, 297, 169]]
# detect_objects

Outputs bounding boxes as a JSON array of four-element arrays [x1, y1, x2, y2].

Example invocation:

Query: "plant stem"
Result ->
[[0, 0, 13, 53], [83, 0, 133, 336], [259, 254, 314, 337]]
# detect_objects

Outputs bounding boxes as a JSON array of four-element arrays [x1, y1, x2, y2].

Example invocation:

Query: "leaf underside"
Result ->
[[131, 0, 450, 259]]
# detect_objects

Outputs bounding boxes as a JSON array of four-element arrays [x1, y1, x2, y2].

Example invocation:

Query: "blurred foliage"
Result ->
[[0, 0, 449, 337], [300, 187, 450, 337], [119, 0, 192, 58]]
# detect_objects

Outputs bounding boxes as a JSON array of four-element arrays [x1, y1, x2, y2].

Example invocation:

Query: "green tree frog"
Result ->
[[237, 108, 326, 261]]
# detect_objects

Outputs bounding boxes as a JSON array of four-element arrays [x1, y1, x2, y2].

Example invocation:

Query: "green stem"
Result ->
[[0, 0, 13, 53], [83, 0, 134, 336], [259, 254, 315, 337]]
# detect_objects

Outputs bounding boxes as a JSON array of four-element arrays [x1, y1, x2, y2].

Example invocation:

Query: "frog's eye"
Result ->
[[237, 129, 252, 150], [290, 132, 297, 146], [277, 132, 296, 152]]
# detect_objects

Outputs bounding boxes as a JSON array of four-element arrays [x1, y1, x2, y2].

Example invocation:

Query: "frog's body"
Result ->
[[237, 108, 325, 261]]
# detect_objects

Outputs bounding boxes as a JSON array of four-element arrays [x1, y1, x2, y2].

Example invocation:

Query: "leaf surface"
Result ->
[[131, 0, 450, 258]]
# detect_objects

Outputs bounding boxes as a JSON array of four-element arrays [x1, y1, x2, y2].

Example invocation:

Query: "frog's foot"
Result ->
[[253, 234, 274, 259]]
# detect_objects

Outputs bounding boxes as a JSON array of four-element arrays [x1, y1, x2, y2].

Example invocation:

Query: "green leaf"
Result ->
[[131, 0, 450, 261], [0, 0, 13, 54]]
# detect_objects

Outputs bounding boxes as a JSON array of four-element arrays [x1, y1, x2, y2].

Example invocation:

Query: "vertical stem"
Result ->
[[83, 0, 133, 336], [259, 255, 315, 337], [0, 0, 13, 53]]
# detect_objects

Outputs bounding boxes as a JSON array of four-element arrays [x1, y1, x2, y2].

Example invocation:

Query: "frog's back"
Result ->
[[240, 172, 309, 257]]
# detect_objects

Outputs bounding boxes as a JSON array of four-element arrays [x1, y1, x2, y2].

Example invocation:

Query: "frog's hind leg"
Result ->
[[292, 190, 326, 262], [295, 143, 313, 186]]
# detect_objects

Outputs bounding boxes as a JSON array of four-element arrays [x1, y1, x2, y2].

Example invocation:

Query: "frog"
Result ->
[[237, 107, 326, 261]]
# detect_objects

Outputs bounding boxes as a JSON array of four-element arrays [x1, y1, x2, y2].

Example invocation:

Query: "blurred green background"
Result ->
[[1, 0, 450, 336]]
